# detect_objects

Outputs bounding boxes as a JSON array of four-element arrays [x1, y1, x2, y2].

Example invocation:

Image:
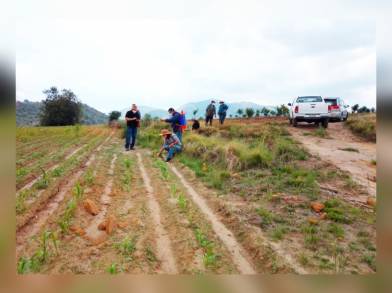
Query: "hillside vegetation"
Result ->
[[16, 100, 108, 126], [345, 113, 376, 142]]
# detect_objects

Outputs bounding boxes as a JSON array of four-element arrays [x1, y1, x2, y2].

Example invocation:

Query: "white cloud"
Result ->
[[16, 0, 376, 112]]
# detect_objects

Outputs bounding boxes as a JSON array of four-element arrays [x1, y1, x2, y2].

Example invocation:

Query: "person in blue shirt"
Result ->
[[161, 108, 183, 143], [218, 100, 229, 125]]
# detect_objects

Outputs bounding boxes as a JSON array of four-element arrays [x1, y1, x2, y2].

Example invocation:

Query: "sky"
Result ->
[[15, 0, 376, 113]]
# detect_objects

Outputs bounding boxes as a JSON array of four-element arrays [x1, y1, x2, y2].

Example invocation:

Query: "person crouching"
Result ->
[[157, 129, 182, 162]]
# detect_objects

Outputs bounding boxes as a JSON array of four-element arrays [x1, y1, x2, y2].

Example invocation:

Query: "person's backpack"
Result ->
[[206, 104, 215, 116], [179, 111, 187, 130]]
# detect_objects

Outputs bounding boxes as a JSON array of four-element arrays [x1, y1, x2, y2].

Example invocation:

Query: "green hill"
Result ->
[[16, 100, 108, 126]]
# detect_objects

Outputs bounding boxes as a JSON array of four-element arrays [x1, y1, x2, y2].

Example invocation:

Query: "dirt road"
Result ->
[[288, 122, 376, 199]]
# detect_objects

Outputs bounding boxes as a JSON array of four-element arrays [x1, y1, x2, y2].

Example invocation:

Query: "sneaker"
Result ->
[[130, 147, 135, 150], [165, 158, 172, 162], [125, 148, 130, 152]]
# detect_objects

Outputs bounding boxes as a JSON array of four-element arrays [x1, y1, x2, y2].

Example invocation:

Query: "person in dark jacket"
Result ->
[[125, 104, 141, 151], [191, 119, 200, 131], [205, 100, 216, 126], [161, 108, 183, 143], [218, 100, 229, 125]]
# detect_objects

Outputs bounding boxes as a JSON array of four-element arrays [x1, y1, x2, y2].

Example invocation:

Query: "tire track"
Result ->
[[136, 152, 178, 274], [168, 164, 256, 274]]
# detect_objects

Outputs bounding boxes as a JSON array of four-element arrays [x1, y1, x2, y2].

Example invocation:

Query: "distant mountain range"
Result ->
[[16, 100, 108, 126], [121, 100, 277, 119]]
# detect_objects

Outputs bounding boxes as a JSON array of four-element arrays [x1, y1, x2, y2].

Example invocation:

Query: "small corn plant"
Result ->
[[123, 158, 132, 169], [114, 236, 137, 256], [73, 182, 84, 200], [107, 263, 119, 275], [177, 194, 188, 212], [36, 167, 49, 189]]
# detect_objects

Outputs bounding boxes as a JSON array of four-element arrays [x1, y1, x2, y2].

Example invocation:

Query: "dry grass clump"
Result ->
[[346, 113, 376, 142]]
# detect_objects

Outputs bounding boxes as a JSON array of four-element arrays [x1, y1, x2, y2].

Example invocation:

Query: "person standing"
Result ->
[[161, 108, 183, 143], [218, 100, 229, 125], [157, 129, 182, 162], [125, 104, 141, 151], [205, 100, 216, 126]]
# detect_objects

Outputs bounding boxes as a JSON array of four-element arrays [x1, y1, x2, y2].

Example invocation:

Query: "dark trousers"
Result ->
[[125, 126, 137, 149], [205, 115, 213, 126], [219, 113, 226, 124]]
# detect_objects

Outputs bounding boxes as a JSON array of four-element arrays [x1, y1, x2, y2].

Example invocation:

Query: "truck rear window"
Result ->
[[296, 96, 323, 103], [324, 98, 338, 106]]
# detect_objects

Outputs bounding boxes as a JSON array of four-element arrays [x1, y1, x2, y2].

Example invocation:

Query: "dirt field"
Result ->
[[16, 119, 376, 274], [288, 122, 376, 199]]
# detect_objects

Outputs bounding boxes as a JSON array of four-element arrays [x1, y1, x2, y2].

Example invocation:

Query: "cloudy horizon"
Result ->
[[16, 0, 376, 113]]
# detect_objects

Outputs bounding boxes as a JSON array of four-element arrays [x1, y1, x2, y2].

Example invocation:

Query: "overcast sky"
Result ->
[[15, 0, 376, 113]]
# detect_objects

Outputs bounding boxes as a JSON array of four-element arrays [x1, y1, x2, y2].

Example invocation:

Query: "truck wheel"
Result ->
[[322, 119, 329, 128], [315, 122, 320, 127], [289, 118, 293, 125], [293, 118, 298, 127], [343, 113, 348, 121]]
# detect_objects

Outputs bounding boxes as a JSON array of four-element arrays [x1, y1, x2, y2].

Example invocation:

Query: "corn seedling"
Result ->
[[170, 183, 178, 197], [114, 236, 137, 256], [58, 198, 77, 233], [107, 263, 119, 274], [84, 170, 94, 185], [177, 194, 188, 212], [194, 228, 217, 267], [73, 182, 84, 200], [121, 172, 132, 191], [123, 158, 132, 169], [203, 250, 218, 267], [153, 159, 169, 180], [36, 167, 49, 189], [145, 245, 157, 264], [52, 166, 64, 177], [19, 230, 60, 273]]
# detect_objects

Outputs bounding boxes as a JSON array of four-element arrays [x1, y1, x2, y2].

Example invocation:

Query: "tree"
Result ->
[[193, 109, 199, 118], [261, 107, 270, 117], [229, 114, 233, 118], [371, 107, 376, 113], [108, 111, 121, 122], [143, 113, 153, 127], [245, 108, 255, 118], [255, 109, 260, 117], [352, 104, 359, 113], [358, 106, 370, 113], [276, 104, 289, 116], [237, 109, 243, 116], [270, 110, 277, 116], [40, 87, 81, 126]]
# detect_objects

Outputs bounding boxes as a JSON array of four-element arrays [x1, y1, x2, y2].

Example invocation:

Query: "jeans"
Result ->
[[125, 126, 137, 149], [175, 130, 183, 143], [205, 115, 213, 126], [218, 113, 226, 124], [164, 144, 182, 161]]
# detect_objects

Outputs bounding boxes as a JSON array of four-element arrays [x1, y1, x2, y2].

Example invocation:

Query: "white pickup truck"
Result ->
[[288, 96, 331, 128]]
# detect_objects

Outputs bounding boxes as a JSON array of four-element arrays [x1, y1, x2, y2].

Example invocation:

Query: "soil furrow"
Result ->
[[17, 144, 87, 194], [85, 154, 117, 243], [168, 164, 256, 274], [136, 152, 178, 274]]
